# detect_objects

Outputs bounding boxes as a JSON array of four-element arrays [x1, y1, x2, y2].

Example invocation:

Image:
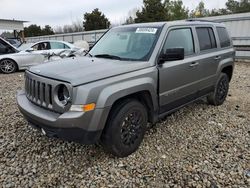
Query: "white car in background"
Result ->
[[0, 40, 78, 74]]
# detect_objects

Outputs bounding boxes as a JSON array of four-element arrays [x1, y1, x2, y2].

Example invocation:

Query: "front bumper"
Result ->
[[17, 90, 109, 144]]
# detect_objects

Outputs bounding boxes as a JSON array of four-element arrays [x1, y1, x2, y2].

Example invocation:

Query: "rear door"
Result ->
[[158, 26, 200, 113], [194, 26, 220, 91], [215, 26, 235, 70], [50, 41, 70, 54]]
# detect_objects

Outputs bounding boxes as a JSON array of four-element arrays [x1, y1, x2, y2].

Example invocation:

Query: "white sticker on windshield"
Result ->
[[136, 28, 158, 34]]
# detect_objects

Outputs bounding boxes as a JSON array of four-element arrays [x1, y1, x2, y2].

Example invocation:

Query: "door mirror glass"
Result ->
[[159, 48, 184, 63]]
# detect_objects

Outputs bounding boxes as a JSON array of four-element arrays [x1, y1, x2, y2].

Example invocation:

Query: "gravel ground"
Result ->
[[0, 62, 249, 188]]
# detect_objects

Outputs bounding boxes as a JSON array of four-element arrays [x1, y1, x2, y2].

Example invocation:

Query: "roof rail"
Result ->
[[186, 18, 218, 23]]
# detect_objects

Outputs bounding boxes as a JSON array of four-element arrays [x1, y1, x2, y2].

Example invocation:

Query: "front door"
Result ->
[[158, 27, 200, 114]]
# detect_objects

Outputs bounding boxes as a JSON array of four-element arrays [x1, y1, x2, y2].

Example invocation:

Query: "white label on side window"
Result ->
[[135, 28, 158, 34]]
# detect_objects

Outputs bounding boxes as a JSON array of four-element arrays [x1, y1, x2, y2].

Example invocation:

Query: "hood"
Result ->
[[0, 37, 19, 55], [29, 56, 150, 86]]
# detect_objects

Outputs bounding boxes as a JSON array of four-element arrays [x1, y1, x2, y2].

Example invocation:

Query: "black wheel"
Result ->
[[101, 99, 148, 157], [207, 73, 229, 106], [0, 59, 17, 74]]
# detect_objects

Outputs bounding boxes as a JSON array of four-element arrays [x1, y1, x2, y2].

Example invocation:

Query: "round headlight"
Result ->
[[57, 84, 70, 106]]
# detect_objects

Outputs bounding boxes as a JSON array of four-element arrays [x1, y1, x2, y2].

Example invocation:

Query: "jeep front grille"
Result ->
[[25, 76, 53, 110], [24, 71, 72, 113]]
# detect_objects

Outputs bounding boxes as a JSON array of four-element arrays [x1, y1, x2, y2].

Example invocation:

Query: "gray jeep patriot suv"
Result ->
[[17, 20, 235, 157]]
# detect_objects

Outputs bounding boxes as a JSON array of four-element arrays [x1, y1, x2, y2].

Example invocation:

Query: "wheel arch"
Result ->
[[221, 65, 233, 82], [105, 90, 157, 124]]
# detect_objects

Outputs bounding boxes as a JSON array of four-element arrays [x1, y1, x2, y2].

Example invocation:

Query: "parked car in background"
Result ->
[[0, 37, 18, 55], [5, 38, 22, 48], [0, 40, 78, 74]]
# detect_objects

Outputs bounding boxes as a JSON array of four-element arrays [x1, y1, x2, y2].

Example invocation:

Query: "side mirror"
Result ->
[[159, 48, 184, 64], [26, 48, 34, 52]]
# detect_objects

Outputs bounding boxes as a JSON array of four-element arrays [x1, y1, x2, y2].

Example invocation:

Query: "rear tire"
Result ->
[[207, 73, 229, 106], [101, 99, 148, 157], [0, 59, 17, 74]]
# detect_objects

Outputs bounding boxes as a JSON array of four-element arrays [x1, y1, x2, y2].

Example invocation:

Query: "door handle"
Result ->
[[189, 62, 199, 67], [214, 56, 221, 60]]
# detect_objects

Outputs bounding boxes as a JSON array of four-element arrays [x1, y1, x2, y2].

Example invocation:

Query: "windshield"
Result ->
[[18, 43, 34, 51], [90, 26, 162, 61]]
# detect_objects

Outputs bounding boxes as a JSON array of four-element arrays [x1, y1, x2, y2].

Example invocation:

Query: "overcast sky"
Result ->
[[0, 0, 228, 28]]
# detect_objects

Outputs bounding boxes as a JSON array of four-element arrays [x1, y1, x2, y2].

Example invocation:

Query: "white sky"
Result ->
[[0, 0, 228, 28]]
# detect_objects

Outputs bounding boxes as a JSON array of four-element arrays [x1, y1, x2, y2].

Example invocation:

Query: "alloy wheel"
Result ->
[[120, 110, 143, 146], [216, 76, 228, 101], [0, 60, 16, 73]]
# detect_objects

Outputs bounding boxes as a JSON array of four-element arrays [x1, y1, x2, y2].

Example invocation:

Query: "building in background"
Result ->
[[204, 12, 250, 60], [0, 19, 28, 43]]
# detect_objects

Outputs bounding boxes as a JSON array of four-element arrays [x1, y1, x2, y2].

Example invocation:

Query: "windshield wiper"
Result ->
[[94, 54, 121, 60], [84, 50, 92, 57]]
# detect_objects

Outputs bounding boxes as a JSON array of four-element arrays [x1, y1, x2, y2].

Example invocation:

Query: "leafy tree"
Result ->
[[209, 8, 229, 16], [135, 0, 168, 23], [240, 0, 250, 12], [226, 0, 241, 13], [124, 8, 138, 25], [190, 1, 210, 18], [226, 0, 250, 13], [133, 0, 189, 23], [24, 24, 54, 37], [168, 0, 189, 20], [83, 8, 110, 31], [42, 25, 54, 35], [125, 16, 135, 25], [24, 25, 42, 37]]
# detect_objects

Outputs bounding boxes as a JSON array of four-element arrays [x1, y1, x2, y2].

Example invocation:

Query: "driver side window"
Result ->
[[32, 42, 51, 51], [163, 28, 194, 56]]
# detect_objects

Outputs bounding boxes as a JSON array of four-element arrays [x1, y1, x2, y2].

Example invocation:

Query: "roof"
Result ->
[[0, 19, 28, 23], [118, 20, 223, 29], [0, 19, 28, 31]]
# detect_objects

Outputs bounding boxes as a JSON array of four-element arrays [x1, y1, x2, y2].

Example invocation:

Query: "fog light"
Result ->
[[70, 103, 96, 112]]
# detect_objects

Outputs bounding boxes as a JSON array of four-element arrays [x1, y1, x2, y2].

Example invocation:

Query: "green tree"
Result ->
[[83, 8, 110, 31], [169, 0, 189, 20], [24, 24, 54, 37], [125, 16, 135, 25], [210, 8, 229, 16], [135, 0, 168, 23], [226, 0, 240, 13], [190, 1, 210, 18], [226, 0, 250, 13], [24, 24, 42, 37], [42, 25, 54, 35]]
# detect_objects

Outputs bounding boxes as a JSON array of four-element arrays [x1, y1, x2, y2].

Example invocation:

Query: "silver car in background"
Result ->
[[0, 40, 78, 74]]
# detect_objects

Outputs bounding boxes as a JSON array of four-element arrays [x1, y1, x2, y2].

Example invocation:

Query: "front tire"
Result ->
[[101, 99, 148, 157], [0, 59, 17, 74], [207, 73, 229, 106]]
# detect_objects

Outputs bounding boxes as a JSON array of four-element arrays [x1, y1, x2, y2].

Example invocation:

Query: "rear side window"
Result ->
[[32, 42, 51, 51], [196, 27, 217, 51], [164, 28, 194, 56], [50, 42, 70, 49], [216, 27, 231, 48]]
